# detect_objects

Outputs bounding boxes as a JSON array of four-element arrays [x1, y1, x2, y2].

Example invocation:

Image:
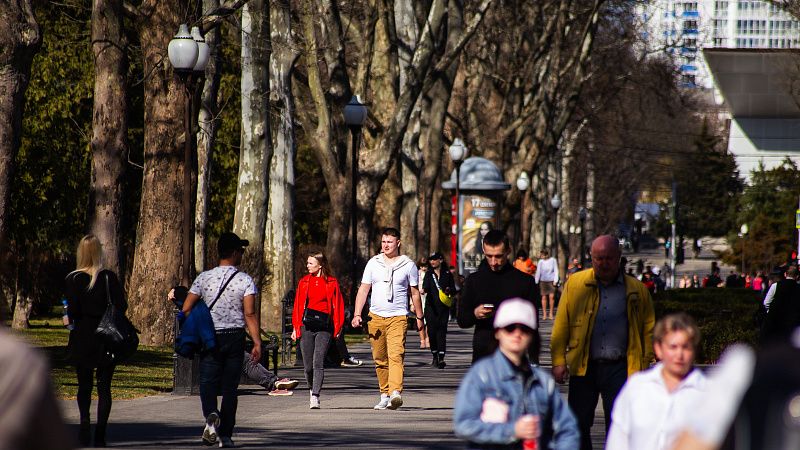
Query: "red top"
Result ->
[[292, 274, 345, 338]]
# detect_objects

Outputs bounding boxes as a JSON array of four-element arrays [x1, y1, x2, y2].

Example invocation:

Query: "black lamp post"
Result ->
[[344, 96, 367, 304], [449, 138, 467, 274], [168, 23, 209, 395], [551, 193, 562, 262], [516, 172, 530, 250], [578, 206, 587, 267]]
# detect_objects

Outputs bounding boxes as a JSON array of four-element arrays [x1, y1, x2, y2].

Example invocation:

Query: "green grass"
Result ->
[[14, 319, 369, 400], [12, 319, 173, 400]]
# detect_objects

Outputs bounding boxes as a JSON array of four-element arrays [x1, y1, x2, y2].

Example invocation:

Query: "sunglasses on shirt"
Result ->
[[501, 324, 535, 334]]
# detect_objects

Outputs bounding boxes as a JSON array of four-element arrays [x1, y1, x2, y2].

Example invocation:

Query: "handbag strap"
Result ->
[[302, 276, 332, 317], [104, 273, 114, 308], [208, 269, 240, 311], [431, 270, 444, 293]]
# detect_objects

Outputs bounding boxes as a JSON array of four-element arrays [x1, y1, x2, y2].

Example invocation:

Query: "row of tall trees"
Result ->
[[0, 0, 728, 344]]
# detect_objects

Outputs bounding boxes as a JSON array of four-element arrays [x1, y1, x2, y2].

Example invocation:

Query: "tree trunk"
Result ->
[[195, 0, 222, 274], [263, 0, 297, 332], [416, 0, 463, 259], [128, 1, 192, 346], [234, 0, 271, 291], [0, 0, 40, 256], [10, 292, 31, 330], [89, 0, 128, 276]]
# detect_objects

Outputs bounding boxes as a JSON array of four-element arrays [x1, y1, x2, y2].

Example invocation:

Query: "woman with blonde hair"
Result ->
[[291, 251, 345, 409], [64, 234, 127, 447]]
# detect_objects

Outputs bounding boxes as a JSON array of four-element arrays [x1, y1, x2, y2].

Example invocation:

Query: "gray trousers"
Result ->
[[300, 327, 331, 396], [242, 352, 277, 389]]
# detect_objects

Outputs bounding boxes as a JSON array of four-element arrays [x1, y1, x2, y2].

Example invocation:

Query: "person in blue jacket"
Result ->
[[454, 298, 579, 449]]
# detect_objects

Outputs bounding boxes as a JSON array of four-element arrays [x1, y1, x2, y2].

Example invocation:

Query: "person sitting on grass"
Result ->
[[169, 286, 299, 396]]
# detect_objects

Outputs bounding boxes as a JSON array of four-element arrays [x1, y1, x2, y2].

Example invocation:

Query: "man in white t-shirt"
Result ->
[[181, 232, 260, 448], [352, 227, 424, 410]]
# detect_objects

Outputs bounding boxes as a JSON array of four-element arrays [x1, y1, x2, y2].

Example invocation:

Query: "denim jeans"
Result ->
[[199, 329, 245, 438], [300, 326, 331, 396], [568, 359, 627, 450]]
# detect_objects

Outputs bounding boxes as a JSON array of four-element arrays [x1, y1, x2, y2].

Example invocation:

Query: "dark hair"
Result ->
[[516, 248, 528, 259], [482, 229, 508, 249], [381, 227, 401, 239], [540, 248, 550, 257]]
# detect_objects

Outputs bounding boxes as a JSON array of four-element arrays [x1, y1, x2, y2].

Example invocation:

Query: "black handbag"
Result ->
[[95, 274, 139, 363], [302, 281, 331, 332]]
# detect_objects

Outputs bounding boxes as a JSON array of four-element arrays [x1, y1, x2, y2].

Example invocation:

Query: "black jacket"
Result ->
[[458, 259, 540, 362], [422, 268, 456, 318], [65, 270, 127, 367], [761, 278, 800, 343]]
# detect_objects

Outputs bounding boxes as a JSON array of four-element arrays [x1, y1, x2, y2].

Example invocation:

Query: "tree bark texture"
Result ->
[[0, 0, 40, 255], [263, 0, 297, 331], [89, 0, 128, 276], [234, 0, 272, 291], [128, 0, 194, 346], [195, 0, 223, 274]]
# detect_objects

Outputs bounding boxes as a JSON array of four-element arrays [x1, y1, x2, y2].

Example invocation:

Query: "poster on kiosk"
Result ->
[[456, 194, 499, 275]]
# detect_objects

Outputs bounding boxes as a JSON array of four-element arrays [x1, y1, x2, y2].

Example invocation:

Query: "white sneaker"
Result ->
[[202, 411, 220, 446], [310, 392, 320, 409], [388, 390, 403, 410], [373, 394, 390, 410]]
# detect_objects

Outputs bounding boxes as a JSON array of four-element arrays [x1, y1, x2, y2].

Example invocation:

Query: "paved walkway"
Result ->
[[61, 318, 611, 449]]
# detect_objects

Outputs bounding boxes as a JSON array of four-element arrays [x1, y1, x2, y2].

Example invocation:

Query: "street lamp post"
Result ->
[[168, 23, 209, 395], [516, 172, 530, 250], [550, 193, 562, 262], [578, 206, 587, 268], [740, 223, 749, 275], [449, 139, 467, 274], [344, 96, 367, 304]]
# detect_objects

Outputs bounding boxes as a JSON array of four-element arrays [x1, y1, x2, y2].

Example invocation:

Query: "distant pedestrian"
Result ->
[[550, 235, 655, 450], [291, 251, 345, 409], [606, 313, 706, 450], [458, 230, 540, 363], [566, 258, 582, 280], [64, 234, 126, 448], [705, 270, 723, 288], [417, 257, 430, 349], [678, 274, 690, 289], [421, 252, 456, 369], [535, 249, 559, 321], [725, 270, 741, 288], [180, 232, 261, 448], [760, 266, 800, 344], [351, 228, 423, 410], [454, 299, 580, 449], [691, 274, 701, 288], [513, 248, 536, 276]]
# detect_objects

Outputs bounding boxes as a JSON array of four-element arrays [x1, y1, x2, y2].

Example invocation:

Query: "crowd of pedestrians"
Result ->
[[34, 229, 799, 449]]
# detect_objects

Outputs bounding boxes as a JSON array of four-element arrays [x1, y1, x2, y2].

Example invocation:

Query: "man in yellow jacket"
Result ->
[[550, 235, 655, 450]]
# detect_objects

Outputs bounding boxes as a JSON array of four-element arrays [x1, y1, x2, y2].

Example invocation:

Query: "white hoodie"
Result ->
[[361, 253, 419, 317]]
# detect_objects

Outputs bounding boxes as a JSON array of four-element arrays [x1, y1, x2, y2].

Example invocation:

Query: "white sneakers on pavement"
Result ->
[[310, 392, 320, 409], [388, 390, 403, 410], [373, 394, 391, 410]]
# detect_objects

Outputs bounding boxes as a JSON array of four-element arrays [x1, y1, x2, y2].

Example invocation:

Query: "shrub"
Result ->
[[653, 288, 761, 363]]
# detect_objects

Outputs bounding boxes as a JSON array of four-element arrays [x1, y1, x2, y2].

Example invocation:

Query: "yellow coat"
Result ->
[[550, 268, 655, 377]]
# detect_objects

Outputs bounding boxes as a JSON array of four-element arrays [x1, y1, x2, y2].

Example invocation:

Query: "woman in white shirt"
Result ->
[[606, 313, 707, 450], [534, 249, 559, 320]]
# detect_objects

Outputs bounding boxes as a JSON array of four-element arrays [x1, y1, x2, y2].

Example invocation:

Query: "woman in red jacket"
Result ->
[[292, 251, 345, 409]]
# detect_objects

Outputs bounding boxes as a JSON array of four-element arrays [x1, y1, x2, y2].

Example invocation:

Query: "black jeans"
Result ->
[[76, 360, 116, 427], [199, 329, 245, 438], [300, 326, 331, 396], [568, 359, 627, 450], [242, 351, 277, 389], [426, 310, 449, 355]]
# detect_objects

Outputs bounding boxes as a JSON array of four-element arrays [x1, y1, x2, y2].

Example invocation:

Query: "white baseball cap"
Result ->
[[493, 298, 538, 330]]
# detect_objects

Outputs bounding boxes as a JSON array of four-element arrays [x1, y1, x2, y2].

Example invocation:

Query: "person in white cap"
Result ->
[[454, 298, 579, 450]]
